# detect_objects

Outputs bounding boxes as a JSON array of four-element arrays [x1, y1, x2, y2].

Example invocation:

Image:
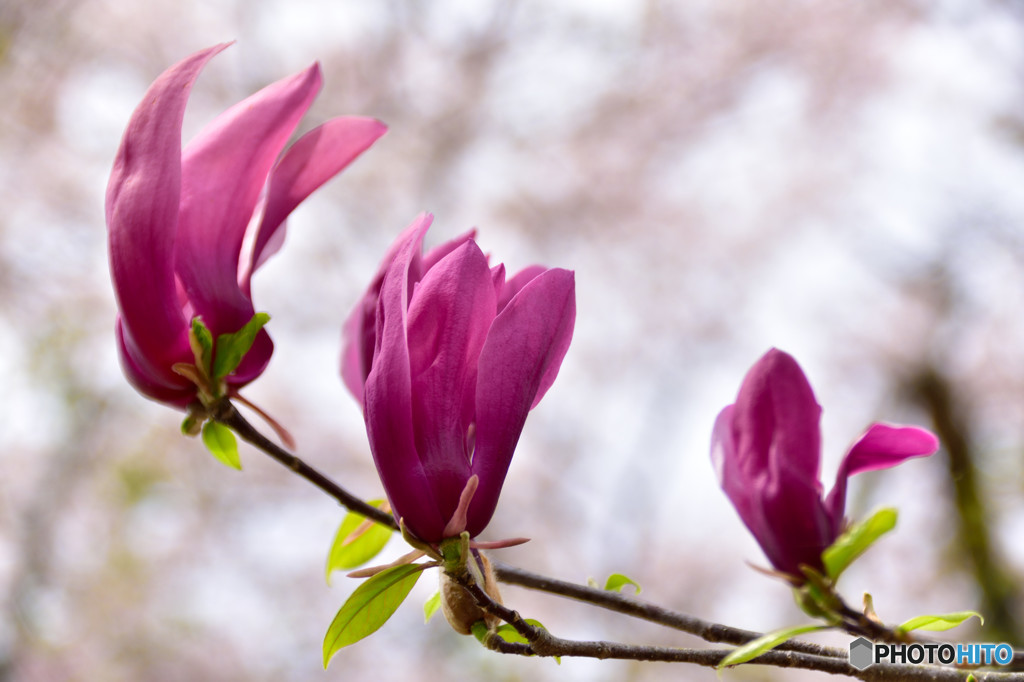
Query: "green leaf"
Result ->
[[896, 611, 983, 635], [212, 312, 271, 380], [822, 507, 898, 581], [325, 500, 394, 582], [190, 317, 214, 375], [718, 624, 826, 669], [323, 563, 426, 667], [201, 421, 241, 470], [604, 573, 641, 594], [423, 591, 441, 623], [471, 619, 559, 663]]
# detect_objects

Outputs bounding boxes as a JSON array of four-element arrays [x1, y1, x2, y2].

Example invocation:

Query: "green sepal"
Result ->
[[822, 507, 898, 581], [717, 624, 827, 669], [793, 567, 843, 624], [212, 312, 270, 380], [201, 421, 241, 470], [190, 317, 214, 376], [604, 573, 641, 594], [325, 500, 394, 583], [896, 611, 983, 636], [322, 563, 427, 667], [423, 591, 441, 623]]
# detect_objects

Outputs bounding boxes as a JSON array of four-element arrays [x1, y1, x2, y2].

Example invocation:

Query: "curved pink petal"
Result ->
[[363, 216, 448, 541], [405, 240, 495, 530], [825, 423, 940, 527], [341, 214, 431, 403], [340, 217, 474, 404], [713, 402, 834, 576], [712, 349, 834, 575], [116, 320, 193, 406], [107, 44, 227, 392], [247, 116, 388, 282], [497, 265, 546, 313], [174, 62, 322, 337], [468, 268, 575, 535], [732, 349, 823, 490], [422, 229, 477, 271]]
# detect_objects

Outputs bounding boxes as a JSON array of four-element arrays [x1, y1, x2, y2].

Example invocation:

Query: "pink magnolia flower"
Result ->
[[107, 43, 386, 407], [342, 213, 576, 544], [711, 348, 939, 578]]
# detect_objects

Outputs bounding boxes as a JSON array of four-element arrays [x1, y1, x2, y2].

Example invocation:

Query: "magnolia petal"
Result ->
[[825, 423, 940, 527], [714, 350, 836, 575], [497, 265, 546, 313], [341, 214, 433, 403], [115, 320, 193, 406], [248, 116, 388, 282], [469, 268, 575, 536], [733, 349, 824, 488], [713, 405, 825, 575], [422, 229, 477, 271], [405, 240, 495, 527], [363, 217, 447, 542], [107, 44, 228, 390], [175, 62, 322, 337]]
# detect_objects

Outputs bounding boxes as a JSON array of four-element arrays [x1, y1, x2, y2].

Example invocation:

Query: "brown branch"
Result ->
[[221, 408, 1021, 677], [456, 564, 1013, 680], [213, 401, 398, 531], [492, 560, 844, 658]]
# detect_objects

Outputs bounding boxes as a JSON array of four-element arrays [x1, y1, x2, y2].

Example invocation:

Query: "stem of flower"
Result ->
[[220, 411, 1023, 677], [213, 401, 398, 531]]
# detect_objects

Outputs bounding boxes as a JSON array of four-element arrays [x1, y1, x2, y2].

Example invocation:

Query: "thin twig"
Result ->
[[221, 410, 1021, 678], [213, 401, 398, 530], [457, 567, 1018, 681], [491, 560, 844, 658]]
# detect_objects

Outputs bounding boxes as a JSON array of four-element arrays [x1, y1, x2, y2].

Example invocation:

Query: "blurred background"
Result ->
[[2, 0, 1023, 679]]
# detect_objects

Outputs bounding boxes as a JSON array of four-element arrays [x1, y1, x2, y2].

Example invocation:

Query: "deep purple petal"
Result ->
[[362, 216, 448, 541], [405, 240, 496, 529], [341, 214, 431, 403], [825, 423, 940, 529], [116, 320, 193, 407], [713, 403, 834, 575], [107, 44, 228, 392], [468, 268, 575, 536], [732, 349, 824, 490], [713, 349, 838, 575], [246, 116, 388, 283], [174, 62, 322, 338]]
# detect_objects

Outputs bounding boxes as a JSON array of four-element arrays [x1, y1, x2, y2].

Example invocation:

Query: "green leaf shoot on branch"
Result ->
[[472, 618, 560, 663], [603, 573, 641, 594], [212, 312, 270, 380], [323, 563, 427, 667], [325, 500, 394, 583], [717, 624, 827, 669], [201, 421, 241, 470], [896, 611, 984, 636], [822, 507, 898, 581]]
